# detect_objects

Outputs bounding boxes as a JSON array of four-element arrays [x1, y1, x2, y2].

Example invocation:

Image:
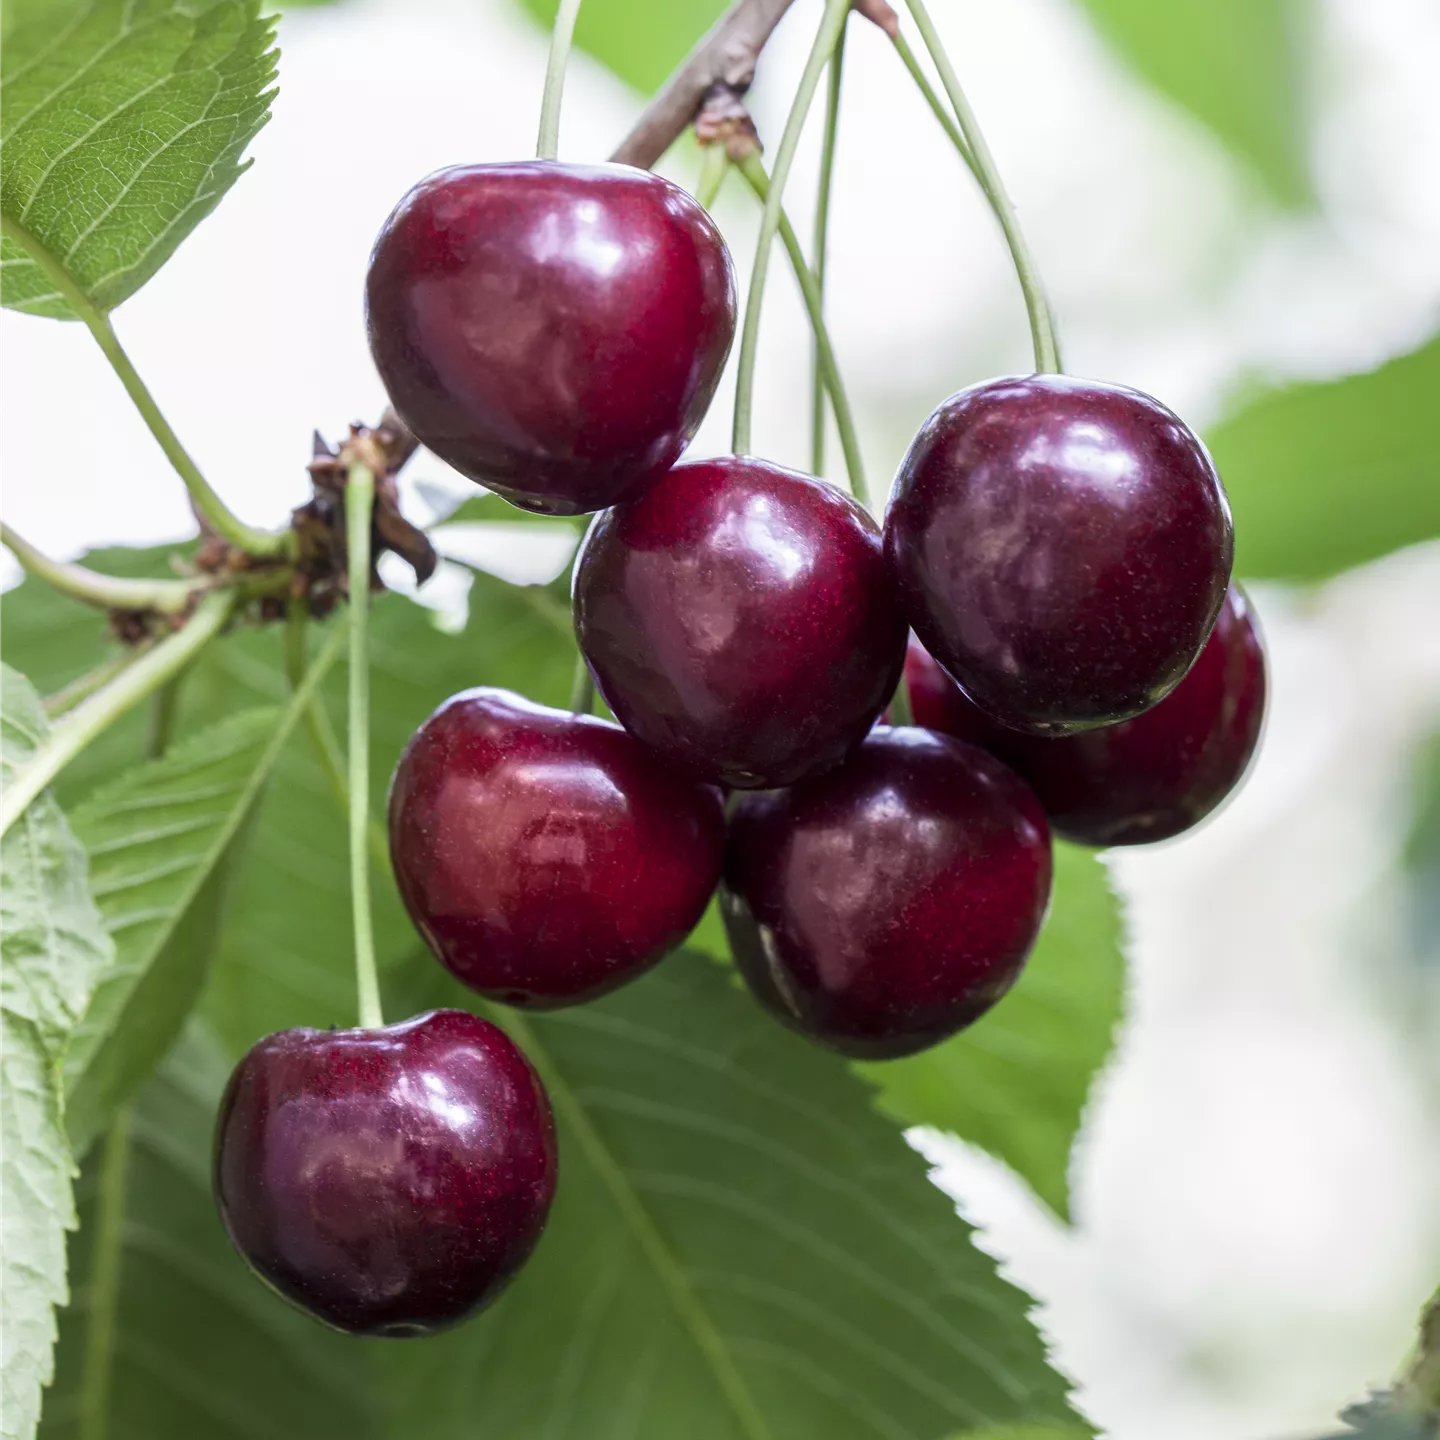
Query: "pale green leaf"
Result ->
[[1211, 334, 1440, 582], [1075, 0, 1312, 206], [0, 665, 111, 1440], [62, 708, 289, 1158], [0, 0, 277, 318], [858, 844, 1126, 1220], [39, 1021, 380, 1439], [380, 952, 1086, 1438]]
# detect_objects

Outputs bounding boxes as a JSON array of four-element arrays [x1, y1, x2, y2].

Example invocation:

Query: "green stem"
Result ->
[[811, 21, 846, 477], [569, 654, 596, 715], [731, 0, 853, 457], [345, 467, 383, 1030], [1, 522, 196, 613], [694, 142, 730, 210], [0, 589, 235, 838], [76, 1104, 132, 1440], [889, 677, 914, 727], [734, 151, 869, 508], [0, 213, 291, 559], [890, 30, 979, 181], [900, 0, 1060, 373], [44, 645, 156, 719], [146, 678, 180, 759], [536, 0, 586, 161]]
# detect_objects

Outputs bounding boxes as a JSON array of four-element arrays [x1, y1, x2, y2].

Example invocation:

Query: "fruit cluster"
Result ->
[[215, 162, 1265, 1339]]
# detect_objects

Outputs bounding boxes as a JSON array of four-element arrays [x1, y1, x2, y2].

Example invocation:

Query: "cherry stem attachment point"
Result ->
[[0, 588, 237, 839], [732, 0, 852, 458], [0, 213, 292, 560], [344, 465, 384, 1030], [812, 19, 847, 477], [536, 0, 586, 161], [1, 522, 197, 614], [734, 150, 870, 509], [899, 0, 1061, 374]]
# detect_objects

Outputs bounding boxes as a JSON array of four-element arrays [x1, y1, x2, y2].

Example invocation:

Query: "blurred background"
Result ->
[[2, 0, 1437, 1435]]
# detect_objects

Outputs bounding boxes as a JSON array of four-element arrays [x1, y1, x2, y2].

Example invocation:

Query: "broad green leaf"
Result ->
[[1210, 335, 1440, 582], [858, 844, 1125, 1220], [0, 0, 277, 318], [1075, 0, 1312, 206], [0, 665, 111, 1440], [955, 1428, 1092, 1440], [39, 1021, 379, 1439], [64, 708, 292, 1158], [380, 952, 1085, 1438], [518, 0, 726, 96]]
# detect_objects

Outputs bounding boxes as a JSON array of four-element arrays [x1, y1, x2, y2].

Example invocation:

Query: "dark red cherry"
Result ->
[[365, 162, 736, 516], [904, 584, 1267, 846], [214, 1010, 556, 1336], [885, 374, 1234, 734], [722, 728, 1052, 1058], [573, 456, 907, 789], [389, 688, 724, 1006]]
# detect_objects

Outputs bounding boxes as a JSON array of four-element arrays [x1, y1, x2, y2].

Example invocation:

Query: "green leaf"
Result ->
[[857, 843, 1125, 1221], [63, 708, 289, 1158], [517, 0, 726, 95], [1210, 334, 1440, 582], [1074, 0, 1312, 206], [1, 665, 111, 1440], [0, 0, 278, 318], [39, 1021, 380, 1439], [380, 952, 1085, 1438]]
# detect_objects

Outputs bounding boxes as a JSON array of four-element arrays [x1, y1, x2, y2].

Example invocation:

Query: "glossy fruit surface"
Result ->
[[366, 161, 736, 515], [573, 456, 907, 789], [886, 374, 1233, 734], [390, 689, 724, 1006], [905, 584, 1267, 846], [214, 1010, 556, 1336], [723, 728, 1052, 1058]]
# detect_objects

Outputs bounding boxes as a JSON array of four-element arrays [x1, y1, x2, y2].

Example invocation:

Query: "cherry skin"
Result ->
[[722, 727, 1052, 1059], [214, 1010, 556, 1336], [366, 162, 736, 516], [885, 374, 1234, 734], [573, 456, 907, 789], [389, 688, 724, 1006], [904, 584, 1267, 846]]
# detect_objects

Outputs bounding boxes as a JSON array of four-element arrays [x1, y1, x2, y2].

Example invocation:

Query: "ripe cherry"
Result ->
[[723, 728, 1052, 1059], [885, 374, 1233, 734], [366, 162, 736, 516], [214, 1010, 556, 1336], [573, 456, 907, 790], [389, 689, 724, 1006], [904, 584, 1267, 846]]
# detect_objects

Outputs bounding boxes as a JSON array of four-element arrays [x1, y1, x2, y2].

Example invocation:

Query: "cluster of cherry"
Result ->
[[213, 160, 1265, 1341]]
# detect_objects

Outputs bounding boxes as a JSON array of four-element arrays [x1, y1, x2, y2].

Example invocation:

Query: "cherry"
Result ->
[[904, 584, 1267, 846], [885, 374, 1233, 734], [214, 1010, 556, 1336], [365, 162, 735, 516], [389, 688, 724, 1006], [573, 456, 907, 789], [722, 728, 1052, 1058]]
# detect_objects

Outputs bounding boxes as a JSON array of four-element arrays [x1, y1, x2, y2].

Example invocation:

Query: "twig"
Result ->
[[610, 0, 899, 171]]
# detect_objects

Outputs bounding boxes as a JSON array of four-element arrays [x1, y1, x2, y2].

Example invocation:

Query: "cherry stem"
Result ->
[[0, 588, 236, 839], [76, 1103, 132, 1440], [536, 0, 586, 161], [889, 676, 914, 726], [889, 30, 978, 181], [899, 0, 1061, 374], [695, 141, 730, 210], [0, 213, 292, 560], [731, 0, 853, 459], [344, 465, 383, 1030], [44, 645, 156, 719], [1, 522, 198, 614], [734, 150, 869, 508], [811, 19, 847, 477]]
